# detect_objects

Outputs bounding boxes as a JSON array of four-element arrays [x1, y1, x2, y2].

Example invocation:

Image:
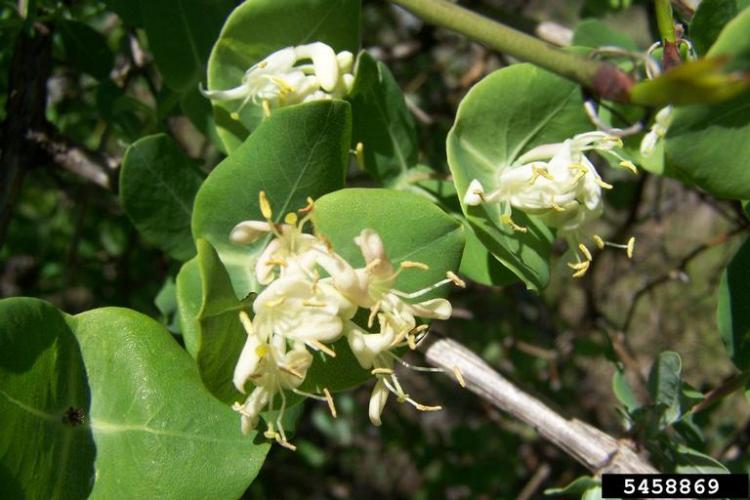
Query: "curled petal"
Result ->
[[295, 42, 339, 92], [346, 323, 397, 370], [235, 387, 270, 434], [368, 379, 390, 426], [255, 238, 282, 285], [463, 179, 485, 206], [233, 334, 262, 393], [230, 220, 273, 245], [200, 84, 250, 102], [406, 298, 452, 320]]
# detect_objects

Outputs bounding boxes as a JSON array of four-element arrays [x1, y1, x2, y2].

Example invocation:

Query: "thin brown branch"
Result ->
[[423, 337, 660, 475]]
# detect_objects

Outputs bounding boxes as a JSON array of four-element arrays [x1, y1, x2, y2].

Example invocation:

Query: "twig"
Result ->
[[423, 337, 660, 475], [517, 462, 551, 500], [689, 372, 750, 415]]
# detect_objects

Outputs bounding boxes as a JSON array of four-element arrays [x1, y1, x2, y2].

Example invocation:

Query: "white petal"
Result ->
[[230, 220, 272, 244], [407, 298, 452, 320], [354, 229, 387, 265], [336, 50, 354, 73], [200, 84, 250, 102], [463, 179, 485, 206], [235, 387, 270, 433], [640, 131, 658, 157], [258, 47, 297, 73], [346, 325, 397, 369], [295, 42, 339, 92], [233, 334, 262, 393], [255, 238, 282, 285], [368, 379, 390, 426]]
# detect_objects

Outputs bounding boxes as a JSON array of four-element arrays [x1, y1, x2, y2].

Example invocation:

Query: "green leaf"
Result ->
[[447, 64, 591, 291], [717, 237, 750, 370], [674, 445, 729, 474], [665, 8, 750, 199], [140, 0, 235, 91], [154, 275, 180, 333], [120, 134, 205, 261], [206, 0, 361, 152], [572, 19, 638, 51], [0, 298, 269, 498], [69, 307, 269, 498], [58, 20, 114, 80], [176, 256, 202, 355], [647, 351, 683, 427], [307, 188, 465, 392], [545, 476, 599, 496], [192, 101, 351, 298], [192, 239, 252, 404], [0, 298, 95, 500], [612, 368, 639, 412], [349, 51, 418, 182], [690, 0, 739, 56]]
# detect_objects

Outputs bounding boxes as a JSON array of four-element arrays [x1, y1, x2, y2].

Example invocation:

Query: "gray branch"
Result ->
[[423, 337, 659, 475]]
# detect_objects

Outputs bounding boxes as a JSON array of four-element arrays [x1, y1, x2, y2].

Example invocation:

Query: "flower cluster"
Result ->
[[464, 131, 637, 277], [230, 193, 464, 449], [202, 42, 355, 118]]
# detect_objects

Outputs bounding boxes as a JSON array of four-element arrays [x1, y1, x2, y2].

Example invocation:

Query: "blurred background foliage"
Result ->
[[1, 0, 748, 498]]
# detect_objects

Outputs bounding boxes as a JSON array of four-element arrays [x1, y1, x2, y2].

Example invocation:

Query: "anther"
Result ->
[[298, 197, 315, 214], [279, 364, 305, 380], [596, 178, 614, 190], [592, 234, 605, 250], [401, 261, 430, 270], [308, 339, 336, 358], [501, 214, 528, 233], [619, 161, 638, 175], [323, 388, 337, 418], [415, 403, 442, 412], [371, 368, 394, 375], [355, 142, 365, 170], [239, 310, 254, 335], [262, 100, 271, 118], [284, 212, 298, 225], [259, 191, 273, 220], [551, 202, 566, 212], [453, 366, 466, 387], [578, 243, 593, 261], [627, 236, 635, 258], [447, 271, 466, 288]]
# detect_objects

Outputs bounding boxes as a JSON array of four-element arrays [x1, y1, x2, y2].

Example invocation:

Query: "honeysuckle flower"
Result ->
[[640, 106, 673, 157], [201, 41, 355, 117], [347, 314, 441, 426], [230, 193, 323, 285], [233, 314, 313, 449], [463, 131, 638, 277]]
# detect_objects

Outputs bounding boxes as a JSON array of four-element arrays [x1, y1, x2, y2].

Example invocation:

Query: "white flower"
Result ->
[[463, 131, 638, 277], [640, 106, 673, 157], [202, 42, 355, 117]]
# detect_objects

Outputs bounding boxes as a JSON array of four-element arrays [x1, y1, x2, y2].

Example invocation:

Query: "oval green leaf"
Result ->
[[120, 133, 205, 261], [192, 101, 351, 298], [717, 237, 750, 370], [447, 64, 591, 291], [206, 0, 360, 151]]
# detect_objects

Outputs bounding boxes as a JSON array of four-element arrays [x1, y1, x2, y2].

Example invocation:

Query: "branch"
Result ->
[[387, 0, 634, 101], [423, 337, 660, 475], [26, 130, 117, 190]]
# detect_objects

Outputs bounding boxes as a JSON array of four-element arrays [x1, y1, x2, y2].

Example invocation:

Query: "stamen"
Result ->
[[367, 303, 381, 328], [385, 352, 444, 373], [567, 262, 589, 270], [284, 212, 298, 225], [551, 202, 566, 212], [401, 260, 430, 270], [291, 388, 328, 401], [453, 366, 466, 387], [596, 178, 614, 190], [264, 296, 286, 308], [323, 388, 337, 418], [239, 310, 254, 335], [500, 214, 528, 233], [627, 236, 635, 258], [275, 436, 297, 451], [371, 368, 394, 375], [619, 160, 638, 175], [278, 364, 305, 380], [571, 261, 590, 278], [592, 234, 605, 250], [298, 197, 315, 214], [265, 257, 287, 267], [414, 402, 442, 412], [392, 277, 453, 299], [262, 99, 271, 118], [307, 339, 336, 358], [406, 334, 417, 350], [578, 243, 593, 261], [447, 271, 466, 288], [529, 165, 553, 184], [355, 142, 365, 170], [259, 191, 273, 220]]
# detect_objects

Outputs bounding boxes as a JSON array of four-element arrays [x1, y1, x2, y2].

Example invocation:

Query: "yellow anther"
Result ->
[[447, 271, 466, 288], [570, 162, 589, 174], [262, 99, 271, 118], [279, 364, 305, 380], [275, 435, 297, 451], [453, 366, 466, 388], [258, 60, 268, 69], [551, 202, 566, 212], [619, 161, 638, 175], [323, 388, 337, 418], [259, 191, 273, 220], [529, 165, 553, 184], [407, 334, 417, 350], [298, 197, 315, 214], [567, 261, 589, 270], [284, 212, 298, 225], [255, 344, 269, 358], [596, 178, 614, 190], [364, 258, 382, 274], [571, 263, 590, 278], [308, 339, 336, 358], [592, 234, 605, 250], [401, 260, 430, 270], [239, 310, 254, 335], [626, 236, 635, 259], [371, 368, 394, 375], [265, 257, 287, 267], [415, 403, 442, 412], [501, 214, 528, 233], [578, 243, 592, 261], [355, 142, 365, 170], [265, 296, 286, 308]]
